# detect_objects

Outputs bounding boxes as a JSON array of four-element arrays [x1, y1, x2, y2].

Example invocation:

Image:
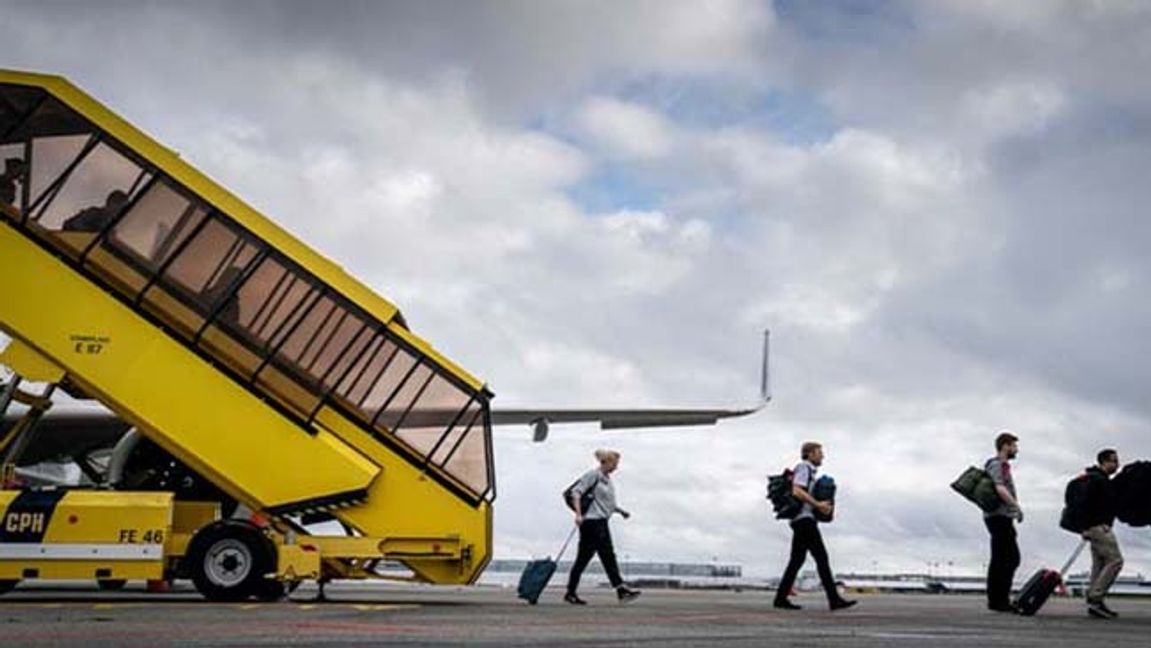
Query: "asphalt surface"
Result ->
[[1, 583, 1149, 647]]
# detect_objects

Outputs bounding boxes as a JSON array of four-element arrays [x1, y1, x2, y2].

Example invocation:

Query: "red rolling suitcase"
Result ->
[[1013, 540, 1086, 616]]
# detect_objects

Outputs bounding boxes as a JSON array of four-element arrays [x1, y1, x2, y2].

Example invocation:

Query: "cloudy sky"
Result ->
[[4, 0, 1151, 579]]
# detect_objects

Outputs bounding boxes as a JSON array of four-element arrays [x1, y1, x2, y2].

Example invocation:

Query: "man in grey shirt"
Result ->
[[984, 431, 1023, 613]]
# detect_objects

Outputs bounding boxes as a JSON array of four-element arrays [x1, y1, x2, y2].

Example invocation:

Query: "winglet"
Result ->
[[762, 328, 772, 404]]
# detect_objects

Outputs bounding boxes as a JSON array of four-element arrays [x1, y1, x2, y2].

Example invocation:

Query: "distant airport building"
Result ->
[[486, 560, 741, 579], [836, 572, 1151, 597], [475, 560, 743, 589]]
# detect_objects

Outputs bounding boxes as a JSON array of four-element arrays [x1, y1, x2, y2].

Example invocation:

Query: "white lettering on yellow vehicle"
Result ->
[[4, 512, 45, 535]]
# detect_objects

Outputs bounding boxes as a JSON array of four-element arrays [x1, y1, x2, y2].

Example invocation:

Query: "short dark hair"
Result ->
[[995, 432, 1018, 451], [1097, 449, 1118, 465], [801, 442, 822, 460]]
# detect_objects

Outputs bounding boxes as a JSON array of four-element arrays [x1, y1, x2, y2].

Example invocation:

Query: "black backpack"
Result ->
[[1059, 473, 1091, 533], [562, 474, 599, 513], [767, 468, 802, 520]]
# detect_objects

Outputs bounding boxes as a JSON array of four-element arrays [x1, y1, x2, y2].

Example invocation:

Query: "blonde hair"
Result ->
[[594, 449, 621, 464]]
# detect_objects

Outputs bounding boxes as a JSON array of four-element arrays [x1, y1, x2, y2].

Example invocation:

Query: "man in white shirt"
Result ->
[[773, 441, 856, 611]]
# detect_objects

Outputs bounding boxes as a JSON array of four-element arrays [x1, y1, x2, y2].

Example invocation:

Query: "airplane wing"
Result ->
[[495, 330, 771, 441], [2, 330, 770, 446], [492, 405, 766, 442]]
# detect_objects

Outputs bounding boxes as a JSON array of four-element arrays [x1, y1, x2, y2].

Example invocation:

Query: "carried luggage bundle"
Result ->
[[951, 465, 1001, 512], [1013, 541, 1087, 616], [1113, 461, 1151, 527], [812, 475, 836, 523], [517, 527, 578, 605]]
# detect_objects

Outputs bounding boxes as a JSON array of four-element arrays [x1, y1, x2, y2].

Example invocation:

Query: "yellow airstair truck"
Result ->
[[0, 70, 494, 600]]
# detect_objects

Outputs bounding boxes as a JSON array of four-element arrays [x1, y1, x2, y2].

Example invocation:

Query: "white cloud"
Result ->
[[576, 97, 675, 160], [593, 209, 713, 295], [961, 81, 1067, 140]]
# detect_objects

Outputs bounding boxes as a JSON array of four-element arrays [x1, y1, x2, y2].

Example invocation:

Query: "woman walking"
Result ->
[[565, 449, 641, 604]]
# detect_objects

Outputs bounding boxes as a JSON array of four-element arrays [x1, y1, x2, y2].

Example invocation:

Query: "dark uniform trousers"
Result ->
[[984, 516, 1020, 608], [567, 518, 623, 593], [776, 518, 839, 603]]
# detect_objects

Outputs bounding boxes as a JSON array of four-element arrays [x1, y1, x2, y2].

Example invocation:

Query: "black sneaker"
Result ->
[[564, 592, 587, 605], [829, 598, 857, 612], [617, 586, 641, 603], [1087, 602, 1114, 619], [773, 599, 803, 610], [988, 603, 1018, 614], [1098, 602, 1119, 618]]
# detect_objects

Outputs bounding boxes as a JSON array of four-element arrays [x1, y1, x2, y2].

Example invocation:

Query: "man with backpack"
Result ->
[[773, 442, 856, 611], [1063, 449, 1124, 619], [984, 432, 1023, 613]]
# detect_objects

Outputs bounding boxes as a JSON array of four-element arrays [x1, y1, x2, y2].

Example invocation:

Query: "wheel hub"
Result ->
[[204, 538, 252, 587]]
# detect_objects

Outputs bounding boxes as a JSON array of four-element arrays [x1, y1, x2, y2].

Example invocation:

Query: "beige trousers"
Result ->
[[1084, 524, 1123, 604]]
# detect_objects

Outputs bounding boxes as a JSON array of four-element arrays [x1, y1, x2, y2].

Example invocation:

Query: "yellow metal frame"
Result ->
[[0, 225, 381, 509], [0, 69, 494, 587], [0, 491, 172, 582], [0, 339, 65, 383], [0, 68, 482, 392]]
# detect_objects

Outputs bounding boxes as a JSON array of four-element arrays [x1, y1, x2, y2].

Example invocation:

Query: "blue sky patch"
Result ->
[[774, 0, 916, 42], [567, 164, 662, 215], [614, 76, 838, 146]]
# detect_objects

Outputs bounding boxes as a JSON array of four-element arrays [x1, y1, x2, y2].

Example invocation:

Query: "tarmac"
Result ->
[[1, 582, 1150, 647]]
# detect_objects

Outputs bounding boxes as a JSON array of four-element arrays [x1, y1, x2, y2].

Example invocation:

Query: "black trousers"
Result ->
[[776, 518, 839, 603], [984, 516, 1020, 608], [566, 519, 623, 593]]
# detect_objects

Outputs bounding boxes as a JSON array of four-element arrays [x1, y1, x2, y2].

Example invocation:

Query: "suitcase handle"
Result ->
[[557, 526, 578, 561], [1059, 539, 1088, 577]]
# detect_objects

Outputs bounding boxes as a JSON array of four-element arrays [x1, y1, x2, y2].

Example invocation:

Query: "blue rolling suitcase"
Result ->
[[518, 527, 577, 605]]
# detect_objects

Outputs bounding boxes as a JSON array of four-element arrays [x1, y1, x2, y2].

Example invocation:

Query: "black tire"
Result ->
[[187, 520, 275, 602], [0, 579, 18, 595], [254, 579, 287, 602], [97, 579, 128, 591]]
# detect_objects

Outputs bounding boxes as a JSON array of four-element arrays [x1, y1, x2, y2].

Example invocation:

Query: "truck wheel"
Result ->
[[256, 576, 302, 601], [97, 579, 128, 591], [0, 580, 18, 595], [187, 521, 274, 602], [255, 579, 286, 602]]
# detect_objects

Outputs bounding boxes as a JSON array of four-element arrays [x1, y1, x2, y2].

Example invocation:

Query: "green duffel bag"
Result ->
[[951, 465, 1001, 512]]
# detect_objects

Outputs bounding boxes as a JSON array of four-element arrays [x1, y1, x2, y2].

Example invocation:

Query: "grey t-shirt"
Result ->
[[792, 461, 818, 521], [984, 457, 1019, 519], [571, 469, 618, 520]]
